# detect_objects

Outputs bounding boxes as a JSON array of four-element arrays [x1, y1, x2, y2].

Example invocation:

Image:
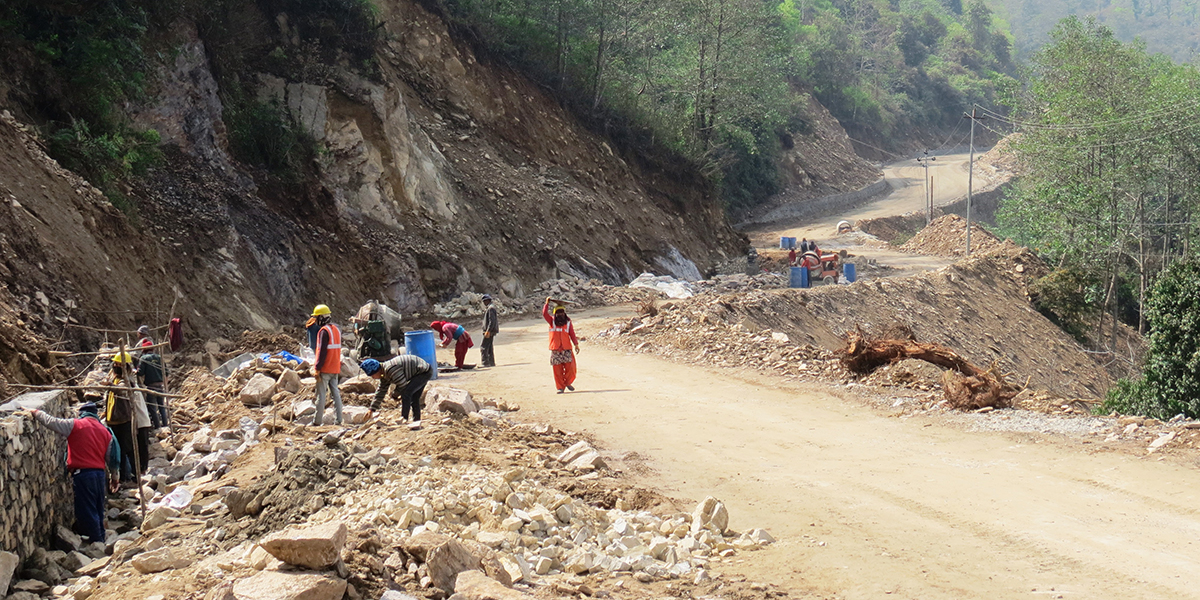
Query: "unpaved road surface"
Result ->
[[747, 152, 976, 278], [446, 310, 1200, 600]]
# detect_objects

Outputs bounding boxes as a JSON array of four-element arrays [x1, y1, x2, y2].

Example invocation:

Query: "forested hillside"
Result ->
[[991, 0, 1200, 61], [991, 17, 1200, 416], [431, 0, 1016, 210]]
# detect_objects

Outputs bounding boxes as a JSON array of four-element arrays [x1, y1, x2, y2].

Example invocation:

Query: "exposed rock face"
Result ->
[[0, 0, 743, 344]]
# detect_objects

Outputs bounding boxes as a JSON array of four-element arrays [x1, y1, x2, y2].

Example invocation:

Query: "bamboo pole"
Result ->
[[6, 383, 186, 398]]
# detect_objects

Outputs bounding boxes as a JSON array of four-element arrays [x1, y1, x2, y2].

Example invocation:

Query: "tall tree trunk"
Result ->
[[1138, 193, 1147, 334]]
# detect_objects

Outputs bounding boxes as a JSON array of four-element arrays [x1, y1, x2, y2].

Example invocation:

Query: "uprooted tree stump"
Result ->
[[839, 328, 1017, 410]]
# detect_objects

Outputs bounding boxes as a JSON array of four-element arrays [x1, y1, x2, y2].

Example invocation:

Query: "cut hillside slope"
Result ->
[[0, 0, 742, 340]]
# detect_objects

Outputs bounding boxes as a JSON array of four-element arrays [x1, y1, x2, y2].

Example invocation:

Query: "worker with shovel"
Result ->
[[543, 297, 580, 394]]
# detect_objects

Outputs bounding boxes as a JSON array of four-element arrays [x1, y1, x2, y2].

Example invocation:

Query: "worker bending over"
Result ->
[[431, 320, 473, 368], [361, 355, 433, 425]]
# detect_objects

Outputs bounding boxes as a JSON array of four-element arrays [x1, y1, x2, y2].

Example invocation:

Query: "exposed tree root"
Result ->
[[840, 328, 1017, 409]]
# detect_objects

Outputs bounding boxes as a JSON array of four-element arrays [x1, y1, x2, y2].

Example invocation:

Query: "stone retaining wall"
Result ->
[[0, 390, 73, 560]]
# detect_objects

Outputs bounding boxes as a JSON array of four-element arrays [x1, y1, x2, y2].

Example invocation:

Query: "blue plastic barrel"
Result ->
[[404, 330, 438, 380], [844, 263, 857, 283], [790, 237, 798, 249], [789, 266, 802, 288], [780, 237, 789, 249]]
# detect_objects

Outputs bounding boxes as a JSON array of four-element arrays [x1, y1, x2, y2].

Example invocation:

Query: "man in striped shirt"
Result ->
[[361, 355, 433, 425]]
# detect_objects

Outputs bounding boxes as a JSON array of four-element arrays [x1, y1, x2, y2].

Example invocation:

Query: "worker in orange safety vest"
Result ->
[[310, 304, 344, 426], [542, 297, 580, 393]]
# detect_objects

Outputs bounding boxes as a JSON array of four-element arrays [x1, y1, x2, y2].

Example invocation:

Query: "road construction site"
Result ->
[[6, 151, 1200, 600]]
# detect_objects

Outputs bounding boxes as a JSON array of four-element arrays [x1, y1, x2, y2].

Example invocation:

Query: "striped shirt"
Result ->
[[373, 355, 431, 409]]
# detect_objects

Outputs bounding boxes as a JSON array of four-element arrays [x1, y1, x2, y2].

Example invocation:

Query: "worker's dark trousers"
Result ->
[[73, 469, 106, 543], [401, 370, 433, 422], [111, 421, 136, 481], [136, 426, 151, 475], [480, 335, 496, 367], [144, 382, 168, 428]]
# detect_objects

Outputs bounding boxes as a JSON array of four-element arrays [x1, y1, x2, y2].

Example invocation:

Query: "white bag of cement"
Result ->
[[156, 486, 193, 510]]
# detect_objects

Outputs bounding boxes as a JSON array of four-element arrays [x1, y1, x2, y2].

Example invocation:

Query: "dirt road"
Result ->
[[745, 152, 977, 278], [446, 311, 1200, 600]]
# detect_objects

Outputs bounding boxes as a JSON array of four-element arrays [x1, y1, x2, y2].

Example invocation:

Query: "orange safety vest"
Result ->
[[548, 322, 573, 351], [317, 324, 342, 374]]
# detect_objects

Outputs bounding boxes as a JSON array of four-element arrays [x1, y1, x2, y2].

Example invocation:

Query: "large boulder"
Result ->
[[239, 374, 277, 406], [258, 521, 347, 570], [343, 406, 371, 425], [428, 540, 483, 594], [231, 571, 345, 600], [131, 548, 181, 574], [339, 375, 376, 394], [556, 441, 606, 470], [690, 497, 729, 535], [426, 387, 478, 415], [277, 369, 302, 394], [452, 570, 535, 600], [0, 551, 18, 596]]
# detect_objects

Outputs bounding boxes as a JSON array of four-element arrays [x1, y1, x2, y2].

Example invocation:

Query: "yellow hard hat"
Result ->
[[553, 305, 566, 314], [111, 351, 133, 364], [312, 304, 331, 317]]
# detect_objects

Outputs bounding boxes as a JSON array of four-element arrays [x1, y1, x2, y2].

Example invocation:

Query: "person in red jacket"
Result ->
[[19, 402, 120, 543], [431, 320, 474, 368], [543, 298, 580, 393]]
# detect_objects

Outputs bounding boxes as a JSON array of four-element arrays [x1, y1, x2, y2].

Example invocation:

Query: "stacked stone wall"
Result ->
[[0, 390, 73, 560]]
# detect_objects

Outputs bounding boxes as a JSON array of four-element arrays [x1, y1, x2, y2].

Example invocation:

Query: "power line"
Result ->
[[975, 99, 1200, 131], [976, 119, 1200, 151]]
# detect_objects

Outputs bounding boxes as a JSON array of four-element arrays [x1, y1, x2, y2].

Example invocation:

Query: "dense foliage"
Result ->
[[1105, 259, 1200, 419], [997, 18, 1200, 347], [437, 0, 1016, 211], [991, 0, 1200, 62]]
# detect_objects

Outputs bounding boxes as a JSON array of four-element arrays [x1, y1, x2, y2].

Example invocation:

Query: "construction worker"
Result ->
[[135, 325, 154, 349], [311, 304, 344, 426], [800, 238, 810, 253], [543, 298, 580, 393], [17, 402, 120, 543], [361, 355, 432, 425], [431, 320, 473, 368], [480, 294, 499, 367], [138, 350, 169, 429], [105, 352, 138, 483], [788, 246, 797, 267]]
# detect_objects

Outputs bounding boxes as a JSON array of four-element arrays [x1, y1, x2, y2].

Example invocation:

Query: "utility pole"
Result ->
[[917, 150, 936, 224], [963, 108, 985, 255]]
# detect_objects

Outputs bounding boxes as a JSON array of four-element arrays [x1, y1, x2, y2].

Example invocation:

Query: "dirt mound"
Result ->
[[226, 329, 304, 357], [901, 214, 1005, 256], [597, 244, 1113, 400]]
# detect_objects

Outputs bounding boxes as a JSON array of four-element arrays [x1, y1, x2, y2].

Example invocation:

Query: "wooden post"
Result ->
[[120, 341, 148, 529]]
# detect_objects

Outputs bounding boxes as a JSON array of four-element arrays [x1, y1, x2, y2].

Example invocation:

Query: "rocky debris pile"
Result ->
[[218, 443, 774, 597], [691, 272, 787, 294], [434, 277, 657, 318], [593, 303, 843, 383], [900, 215, 1005, 257]]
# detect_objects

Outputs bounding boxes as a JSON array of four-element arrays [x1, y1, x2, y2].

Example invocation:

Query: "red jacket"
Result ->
[[68, 417, 113, 470]]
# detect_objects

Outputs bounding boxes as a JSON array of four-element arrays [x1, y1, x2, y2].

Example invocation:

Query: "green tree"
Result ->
[[1105, 258, 1200, 418]]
